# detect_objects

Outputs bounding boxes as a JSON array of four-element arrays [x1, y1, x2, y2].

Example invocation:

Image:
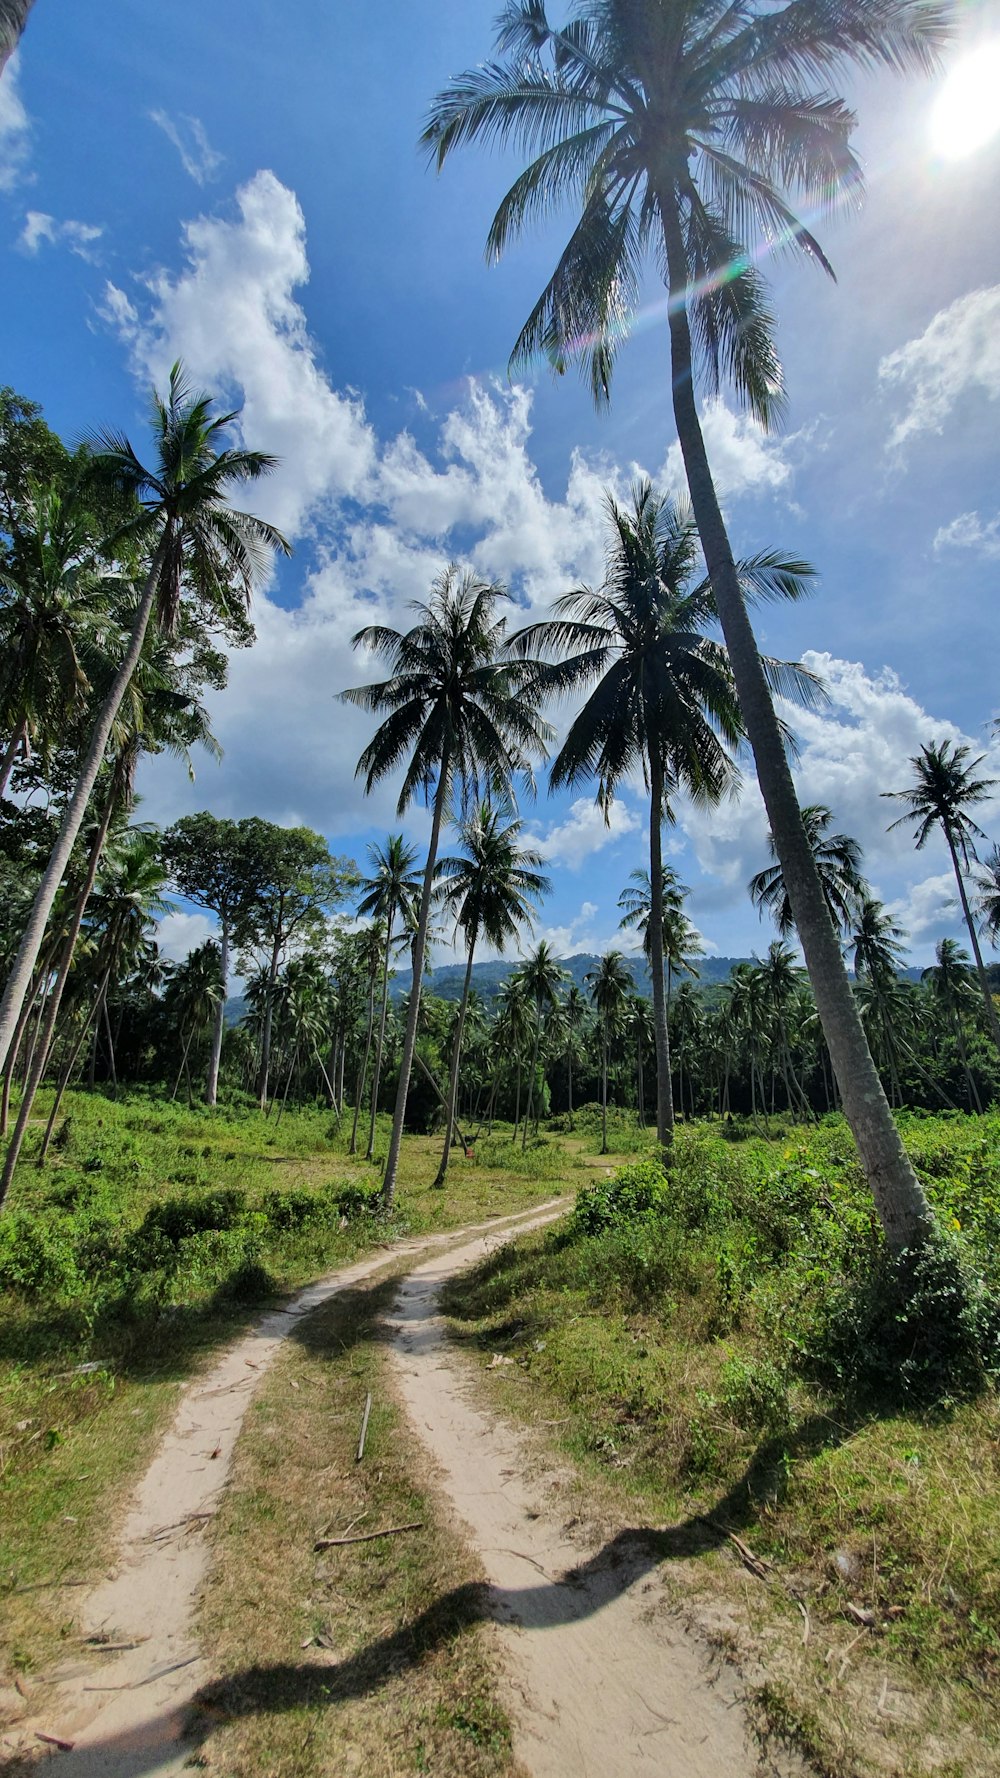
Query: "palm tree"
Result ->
[[512, 480, 818, 1160], [973, 847, 1000, 950], [921, 937, 985, 1111], [494, 973, 534, 1136], [586, 949, 632, 1154], [356, 834, 422, 1160], [561, 982, 589, 1125], [434, 805, 548, 1184], [885, 742, 1000, 1055], [166, 942, 223, 1105], [0, 364, 288, 1089], [750, 805, 867, 938], [0, 484, 109, 797], [341, 566, 551, 1206], [618, 866, 704, 1001], [348, 922, 385, 1153], [515, 939, 567, 1148], [0, 2, 35, 77], [424, 0, 942, 1251]]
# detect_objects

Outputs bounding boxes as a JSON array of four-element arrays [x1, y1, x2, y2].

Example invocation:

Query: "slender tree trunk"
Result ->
[[350, 971, 377, 1154], [0, 719, 26, 799], [257, 930, 282, 1110], [512, 1060, 522, 1142], [567, 1043, 574, 1126], [945, 828, 1000, 1056], [172, 1024, 196, 1102], [435, 940, 476, 1188], [0, 541, 167, 1085], [366, 915, 394, 1160], [600, 1024, 609, 1155], [659, 195, 930, 1252], [381, 758, 450, 1208], [648, 757, 675, 1158], [103, 995, 117, 1094], [522, 998, 543, 1151], [37, 1002, 98, 1168], [205, 920, 229, 1105]]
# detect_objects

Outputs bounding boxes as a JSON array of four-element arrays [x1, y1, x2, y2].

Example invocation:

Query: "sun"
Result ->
[[930, 41, 1000, 160]]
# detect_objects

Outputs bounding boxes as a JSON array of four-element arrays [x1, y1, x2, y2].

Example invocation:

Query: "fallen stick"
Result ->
[[356, 1391, 372, 1463], [315, 1521, 422, 1549]]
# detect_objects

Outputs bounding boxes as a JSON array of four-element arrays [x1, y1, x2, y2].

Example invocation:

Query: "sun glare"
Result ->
[[930, 41, 1000, 160]]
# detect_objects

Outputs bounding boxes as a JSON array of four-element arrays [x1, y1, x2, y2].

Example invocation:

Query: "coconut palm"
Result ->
[[342, 566, 551, 1205], [166, 942, 223, 1105], [424, 0, 942, 1250], [586, 949, 632, 1154], [973, 847, 1000, 950], [511, 479, 816, 1159], [0, 1, 34, 77], [434, 805, 548, 1184], [561, 982, 589, 1125], [494, 973, 534, 1136], [921, 937, 985, 1111], [618, 866, 704, 1001], [515, 939, 567, 1149], [356, 834, 422, 1160], [0, 364, 288, 1089], [750, 805, 867, 938], [885, 742, 1000, 1055]]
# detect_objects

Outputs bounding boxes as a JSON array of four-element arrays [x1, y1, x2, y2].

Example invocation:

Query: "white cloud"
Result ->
[[156, 909, 217, 962], [879, 286, 1000, 450], [149, 110, 224, 185], [0, 54, 30, 192], [660, 399, 801, 505], [102, 170, 378, 536], [20, 210, 102, 260], [885, 873, 956, 946], [533, 796, 642, 872], [933, 510, 1000, 560]]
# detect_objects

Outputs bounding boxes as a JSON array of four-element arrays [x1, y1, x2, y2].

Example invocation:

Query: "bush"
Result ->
[[569, 1159, 670, 1237], [0, 1210, 78, 1297], [814, 1227, 1000, 1404], [137, 1189, 249, 1246]]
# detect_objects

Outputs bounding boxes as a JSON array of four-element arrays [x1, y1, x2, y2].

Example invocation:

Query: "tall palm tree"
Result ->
[[424, 0, 943, 1251], [561, 982, 589, 1125], [973, 847, 1000, 950], [356, 834, 422, 1160], [493, 973, 534, 1135], [511, 479, 816, 1158], [166, 942, 223, 1105], [885, 742, 1000, 1055], [618, 866, 704, 1001], [434, 805, 548, 1184], [921, 937, 985, 1111], [586, 949, 632, 1154], [750, 805, 867, 938], [0, 364, 288, 1090], [0, 1, 35, 77], [515, 939, 567, 1148], [341, 566, 551, 1206]]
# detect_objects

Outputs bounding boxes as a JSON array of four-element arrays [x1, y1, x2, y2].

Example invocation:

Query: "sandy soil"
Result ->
[[5, 1197, 800, 1777], [2, 1201, 563, 1777], [388, 1231, 801, 1778]]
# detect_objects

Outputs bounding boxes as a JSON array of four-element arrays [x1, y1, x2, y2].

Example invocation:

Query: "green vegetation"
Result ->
[[444, 1113, 1000, 1773]]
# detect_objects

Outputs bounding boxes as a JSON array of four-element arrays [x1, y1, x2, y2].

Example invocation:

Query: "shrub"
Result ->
[[138, 1189, 249, 1247], [0, 1210, 78, 1297], [569, 1160, 669, 1237]]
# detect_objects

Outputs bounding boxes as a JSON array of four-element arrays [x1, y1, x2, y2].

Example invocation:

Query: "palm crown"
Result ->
[[436, 806, 550, 957], [424, 0, 945, 413], [750, 803, 867, 936]]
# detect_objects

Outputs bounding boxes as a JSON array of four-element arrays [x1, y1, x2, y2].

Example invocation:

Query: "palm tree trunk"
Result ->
[[257, 930, 282, 1110], [660, 194, 930, 1252], [600, 1023, 608, 1155], [0, 540, 167, 1088], [522, 998, 543, 1151], [381, 754, 450, 1208], [366, 914, 394, 1160], [37, 996, 102, 1168], [0, 1, 36, 76], [567, 1043, 574, 1126], [435, 940, 476, 1188], [0, 719, 26, 799], [350, 971, 377, 1154], [648, 756, 675, 1158], [944, 828, 1000, 1056], [205, 919, 229, 1105]]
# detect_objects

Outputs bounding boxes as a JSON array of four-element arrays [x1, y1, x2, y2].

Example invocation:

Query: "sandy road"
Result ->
[[4, 1195, 797, 1777]]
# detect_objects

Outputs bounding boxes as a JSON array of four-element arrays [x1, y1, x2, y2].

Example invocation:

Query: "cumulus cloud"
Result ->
[[156, 909, 217, 962], [20, 210, 102, 259], [533, 796, 642, 871], [885, 874, 956, 946], [880, 286, 1000, 450], [660, 399, 802, 505], [933, 510, 1000, 560], [149, 110, 224, 186], [102, 170, 378, 535]]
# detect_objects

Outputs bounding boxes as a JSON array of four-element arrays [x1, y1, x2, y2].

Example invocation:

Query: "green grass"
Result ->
[[0, 1088, 568, 1685], [443, 1113, 1000, 1778]]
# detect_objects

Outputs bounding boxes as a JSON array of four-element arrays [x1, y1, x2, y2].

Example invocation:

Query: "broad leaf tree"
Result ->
[[424, 0, 946, 1250]]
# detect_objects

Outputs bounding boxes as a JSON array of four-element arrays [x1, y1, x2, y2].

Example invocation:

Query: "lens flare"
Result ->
[[930, 41, 1000, 160]]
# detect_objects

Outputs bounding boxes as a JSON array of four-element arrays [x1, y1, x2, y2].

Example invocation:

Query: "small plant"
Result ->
[[569, 1159, 669, 1237]]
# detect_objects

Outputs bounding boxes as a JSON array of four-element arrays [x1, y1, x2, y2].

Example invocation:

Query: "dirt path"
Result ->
[[388, 1233, 801, 1778], [3, 1200, 564, 1777]]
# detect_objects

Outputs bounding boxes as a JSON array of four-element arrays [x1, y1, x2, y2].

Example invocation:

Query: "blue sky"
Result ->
[[3, 0, 1000, 972]]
